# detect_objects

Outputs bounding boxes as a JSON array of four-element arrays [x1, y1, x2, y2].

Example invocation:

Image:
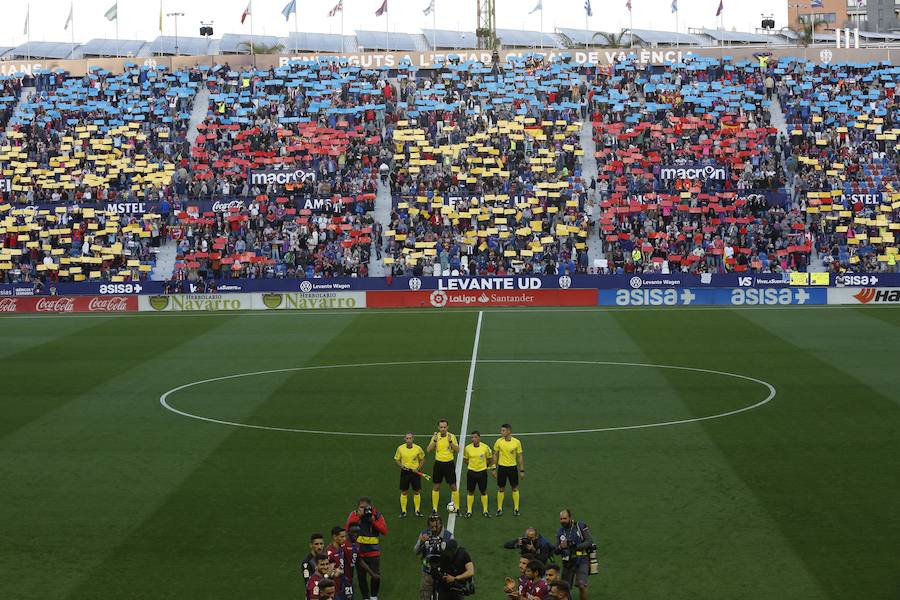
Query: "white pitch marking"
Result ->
[[448, 311, 483, 533], [159, 359, 777, 439]]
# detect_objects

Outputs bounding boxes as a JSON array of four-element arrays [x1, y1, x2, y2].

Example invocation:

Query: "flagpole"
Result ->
[[250, 0, 255, 57], [432, 1, 437, 52], [26, 3, 31, 63], [541, 6, 544, 51], [630, 7, 633, 48], [115, 1, 120, 58], [584, 4, 588, 49], [71, 0, 75, 47], [341, 5, 345, 53], [385, 5, 389, 55], [293, 1, 299, 55]]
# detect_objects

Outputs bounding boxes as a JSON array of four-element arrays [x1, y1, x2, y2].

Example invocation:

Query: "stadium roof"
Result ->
[[287, 32, 357, 53], [355, 30, 422, 51], [556, 28, 602, 46], [79, 39, 146, 57], [7, 42, 78, 60], [0, 47, 13, 59], [421, 29, 478, 49], [219, 34, 284, 54], [148, 36, 211, 56], [857, 30, 900, 41], [629, 29, 703, 46], [496, 29, 564, 48], [696, 29, 773, 44]]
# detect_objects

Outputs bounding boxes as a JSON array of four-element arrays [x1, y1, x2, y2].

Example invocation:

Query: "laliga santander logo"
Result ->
[[430, 290, 448, 308], [409, 277, 422, 291], [0, 297, 18, 312], [36, 297, 75, 312], [820, 49, 833, 65], [558, 275, 572, 289], [299, 280, 313, 293], [87, 297, 130, 312], [629, 276, 643, 289]]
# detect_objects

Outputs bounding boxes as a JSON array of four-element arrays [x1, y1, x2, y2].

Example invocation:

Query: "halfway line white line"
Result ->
[[448, 310, 483, 533]]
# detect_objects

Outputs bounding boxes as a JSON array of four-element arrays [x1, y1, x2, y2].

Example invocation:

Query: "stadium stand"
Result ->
[[590, 56, 806, 275], [776, 60, 899, 272], [381, 56, 589, 277]]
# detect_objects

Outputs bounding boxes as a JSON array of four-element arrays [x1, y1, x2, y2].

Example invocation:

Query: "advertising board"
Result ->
[[366, 289, 598, 308]]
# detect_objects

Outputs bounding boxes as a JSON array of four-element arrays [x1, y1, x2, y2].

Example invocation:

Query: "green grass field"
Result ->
[[2, 306, 899, 599]]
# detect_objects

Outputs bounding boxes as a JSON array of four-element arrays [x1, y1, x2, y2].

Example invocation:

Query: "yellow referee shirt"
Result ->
[[433, 433, 458, 463], [463, 443, 492, 472], [394, 444, 425, 470], [493, 436, 522, 467]]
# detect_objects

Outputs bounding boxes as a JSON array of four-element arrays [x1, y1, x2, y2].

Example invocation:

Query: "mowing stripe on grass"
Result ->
[[448, 311, 483, 532], [614, 309, 900, 599]]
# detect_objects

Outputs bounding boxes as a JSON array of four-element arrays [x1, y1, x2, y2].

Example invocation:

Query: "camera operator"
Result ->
[[434, 539, 475, 600], [415, 513, 454, 600], [345, 497, 388, 600], [503, 527, 553, 564], [553, 510, 595, 600]]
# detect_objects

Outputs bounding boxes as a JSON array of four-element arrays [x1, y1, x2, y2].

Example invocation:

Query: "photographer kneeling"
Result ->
[[415, 513, 454, 600], [503, 527, 553, 565], [435, 539, 475, 600]]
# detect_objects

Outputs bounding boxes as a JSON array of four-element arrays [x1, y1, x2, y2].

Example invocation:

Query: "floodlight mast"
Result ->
[[476, 0, 497, 50]]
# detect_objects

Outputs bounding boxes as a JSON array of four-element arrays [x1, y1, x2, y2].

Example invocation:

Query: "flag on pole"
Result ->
[[626, 0, 632, 12], [424, 0, 435, 16], [159, 1, 163, 32], [671, 0, 678, 12], [811, 0, 823, 6], [529, 0, 542, 15], [24, 5, 30, 35], [104, 1, 117, 21], [584, 0, 592, 17], [241, 1, 251, 24], [716, 0, 723, 17], [328, 0, 343, 17], [282, 0, 296, 21], [65, 3, 73, 30], [375, 0, 388, 17]]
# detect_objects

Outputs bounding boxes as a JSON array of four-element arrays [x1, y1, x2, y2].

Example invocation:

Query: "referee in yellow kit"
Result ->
[[463, 431, 493, 518], [427, 419, 460, 513], [492, 423, 524, 516], [394, 432, 425, 518]]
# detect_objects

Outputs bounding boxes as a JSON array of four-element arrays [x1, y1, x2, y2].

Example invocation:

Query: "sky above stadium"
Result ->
[[6, 0, 790, 48]]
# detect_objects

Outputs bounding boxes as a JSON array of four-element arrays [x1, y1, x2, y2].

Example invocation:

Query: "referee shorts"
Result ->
[[432, 460, 457, 485], [466, 470, 488, 494], [400, 469, 422, 491], [497, 465, 519, 488]]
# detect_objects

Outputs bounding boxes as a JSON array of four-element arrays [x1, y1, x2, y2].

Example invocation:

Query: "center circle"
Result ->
[[159, 360, 776, 436]]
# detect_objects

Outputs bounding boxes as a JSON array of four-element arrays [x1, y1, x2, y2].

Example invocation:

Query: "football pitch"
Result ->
[[2, 306, 899, 599]]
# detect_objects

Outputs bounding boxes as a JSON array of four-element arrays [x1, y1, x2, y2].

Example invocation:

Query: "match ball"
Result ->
[[446, 501, 456, 513]]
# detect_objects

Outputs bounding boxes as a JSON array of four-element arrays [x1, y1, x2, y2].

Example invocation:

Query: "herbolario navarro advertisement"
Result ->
[[138, 292, 366, 312]]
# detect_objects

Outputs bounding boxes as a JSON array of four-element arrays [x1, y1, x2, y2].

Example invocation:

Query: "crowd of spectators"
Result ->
[[776, 60, 899, 272], [590, 55, 810, 274], [383, 56, 590, 277], [1, 54, 897, 284]]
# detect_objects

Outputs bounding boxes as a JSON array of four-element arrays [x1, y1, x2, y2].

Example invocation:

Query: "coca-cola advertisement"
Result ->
[[0, 296, 138, 314]]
